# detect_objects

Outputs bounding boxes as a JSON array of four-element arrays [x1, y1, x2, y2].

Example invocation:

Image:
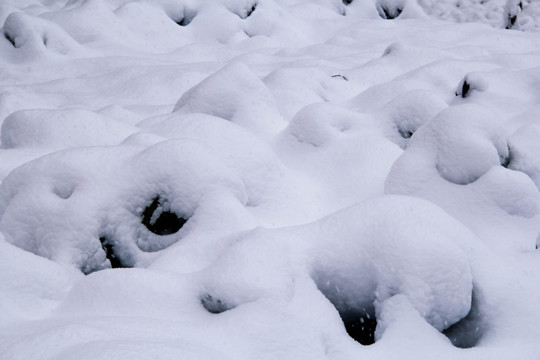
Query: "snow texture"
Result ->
[[1, 0, 540, 359]]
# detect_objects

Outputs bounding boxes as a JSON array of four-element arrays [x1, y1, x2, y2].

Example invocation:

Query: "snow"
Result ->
[[1, 0, 540, 359]]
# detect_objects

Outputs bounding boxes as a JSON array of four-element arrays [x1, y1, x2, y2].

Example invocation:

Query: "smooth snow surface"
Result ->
[[1, 0, 540, 359]]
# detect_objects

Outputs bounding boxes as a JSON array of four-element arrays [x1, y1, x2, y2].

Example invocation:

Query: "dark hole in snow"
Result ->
[[377, 4, 402, 19], [342, 0, 353, 5], [443, 291, 483, 348], [141, 196, 187, 236], [500, 148, 511, 168], [173, 9, 196, 26], [4, 31, 16, 47], [42, 35, 48, 47], [398, 127, 414, 139], [461, 80, 471, 97], [456, 79, 471, 98], [201, 294, 235, 314], [506, 14, 517, 29], [99, 236, 128, 269], [313, 273, 378, 345], [331, 74, 348, 81], [342, 309, 377, 345], [176, 17, 191, 26]]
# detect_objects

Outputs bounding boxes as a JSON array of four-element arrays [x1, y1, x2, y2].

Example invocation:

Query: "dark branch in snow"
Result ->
[[246, 3, 257, 18], [331, 74, 348, 81]]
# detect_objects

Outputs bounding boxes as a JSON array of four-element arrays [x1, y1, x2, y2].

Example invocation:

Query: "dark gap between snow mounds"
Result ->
[[376, 1, 403, 19], [455, 78, 472, 98], [170, 8, 197, 26], [443, 290, 484, 348], [141, 195, 187, 236], [341, 307, 377, 345], [234, 2, 258, 19], [455, 74, 487, 99], [500, 145, 512, 168], [4, 31, 16, 47], [313, 274, 378, 345], [315, 276, 483, 347], [505, 1, 524, 29], [99, 235, 127, 269], [399, 129, 414, 140]]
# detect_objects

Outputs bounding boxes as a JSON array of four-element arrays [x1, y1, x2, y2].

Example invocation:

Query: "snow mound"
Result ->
[[173, 62, 284, 136], [1, 108, 138, 149]]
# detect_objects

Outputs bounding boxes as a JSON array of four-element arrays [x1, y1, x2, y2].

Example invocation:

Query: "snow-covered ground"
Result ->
[[1, 0, 540, 359]]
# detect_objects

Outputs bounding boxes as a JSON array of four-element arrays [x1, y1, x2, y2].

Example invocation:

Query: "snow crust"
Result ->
[[1, 0, 540, 359]]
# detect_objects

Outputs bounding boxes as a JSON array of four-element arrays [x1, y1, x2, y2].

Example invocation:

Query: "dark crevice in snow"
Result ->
[[500, 147, 511, 168], [313, 275, 378, 345], [4, 31, 16, 48], [398, 127, 414, 139], [377, 3, 403, 20], [456, 78, 472, 98], [443, 291, 483, 348], [461, 80, 471, 98], [505, 1, 525, 29], [342, 0, 353, 5], [236, 3, 257, 19], [176, 17, 191, 26], [200, 294, 235, 314], [141, 196, 187, 236], [342, 308, 377, 345], [172, 9, 196, 26], [99, 236, 129, 269], [506, 14, 517, 29]]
